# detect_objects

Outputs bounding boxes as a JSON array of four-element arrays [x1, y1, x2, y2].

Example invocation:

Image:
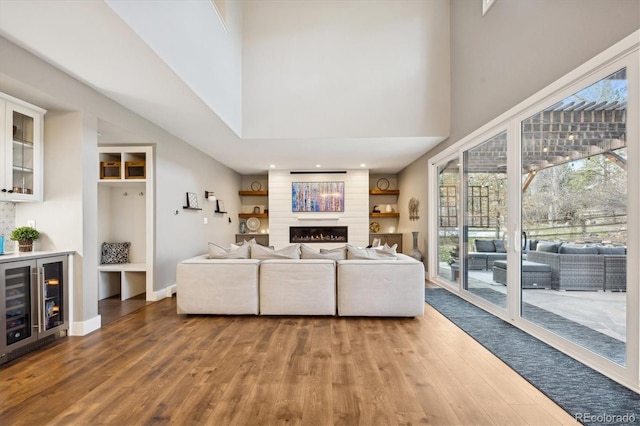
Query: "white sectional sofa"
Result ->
[[176, 249, 425, 317]]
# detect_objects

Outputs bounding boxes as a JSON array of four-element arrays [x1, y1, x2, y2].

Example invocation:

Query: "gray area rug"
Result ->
[[425, 287, 639, 425]]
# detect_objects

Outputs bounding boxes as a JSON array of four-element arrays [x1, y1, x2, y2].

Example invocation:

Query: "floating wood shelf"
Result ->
[[369, 189, 399, 195], [239, 213, 268, 219], [370, 212, 400, 218], [238, 190, 268, 196]]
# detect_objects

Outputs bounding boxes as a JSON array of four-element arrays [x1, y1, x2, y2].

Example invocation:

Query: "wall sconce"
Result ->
[[204, 191, 216, 203]]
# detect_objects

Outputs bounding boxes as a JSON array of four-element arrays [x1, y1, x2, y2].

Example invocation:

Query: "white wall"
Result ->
[[14, 111, 88, 318], [1, 36, 241, 325], [268, 170, 369, 249], [105, 0, 243, 135], [242, 0, 450, 140], [448, 0, 640, 146]]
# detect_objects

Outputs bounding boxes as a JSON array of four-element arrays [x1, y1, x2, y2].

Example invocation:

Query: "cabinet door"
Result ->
[[37, 256, 68, 337], [1, 260, 36, 354], [2, 102, 42, 201]]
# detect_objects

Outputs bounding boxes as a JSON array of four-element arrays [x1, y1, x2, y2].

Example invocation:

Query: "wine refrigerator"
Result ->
[[1, 255, 69, 363]]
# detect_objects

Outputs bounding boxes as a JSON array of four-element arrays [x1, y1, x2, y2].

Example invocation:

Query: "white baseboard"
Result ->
[[69, 314, 101, 336], [149, 284, 176, 301]]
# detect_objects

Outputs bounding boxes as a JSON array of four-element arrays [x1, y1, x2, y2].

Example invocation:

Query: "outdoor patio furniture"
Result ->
[[604, 255, 626, 291], [527, 250, 605, 291], [492, 260, 552, 289], [467, 239, 507, 270]]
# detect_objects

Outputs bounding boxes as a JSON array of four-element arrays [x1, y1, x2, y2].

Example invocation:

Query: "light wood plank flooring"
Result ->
[[0, 296, 578, 425]]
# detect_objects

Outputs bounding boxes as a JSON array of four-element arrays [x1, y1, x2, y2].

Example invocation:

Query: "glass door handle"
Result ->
[[514, 230, 521, 254]]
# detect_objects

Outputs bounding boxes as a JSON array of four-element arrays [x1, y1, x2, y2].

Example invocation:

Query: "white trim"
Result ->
[[148, 284, 176, 302], [69, 315, 101, 336]]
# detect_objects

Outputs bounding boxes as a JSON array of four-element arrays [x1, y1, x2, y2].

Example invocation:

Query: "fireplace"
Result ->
[[290, 226, 348, 243]]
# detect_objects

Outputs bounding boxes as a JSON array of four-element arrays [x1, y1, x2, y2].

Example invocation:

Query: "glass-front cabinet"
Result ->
[[1, 255, 68, 363], [0, 92, 46, 202]]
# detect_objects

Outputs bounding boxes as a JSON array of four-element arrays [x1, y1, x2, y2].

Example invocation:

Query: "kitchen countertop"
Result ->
[[0, 250, 74, 263]]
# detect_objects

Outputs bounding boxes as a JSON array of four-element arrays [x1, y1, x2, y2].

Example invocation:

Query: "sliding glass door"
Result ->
[[462, 131, 508, 309], [428, 35, 638, 389], [436, 160, 460, 283], [520, 68, 628, 365]]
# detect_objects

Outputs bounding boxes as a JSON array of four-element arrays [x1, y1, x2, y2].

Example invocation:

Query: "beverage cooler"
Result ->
[[1, 255, 68, 362]]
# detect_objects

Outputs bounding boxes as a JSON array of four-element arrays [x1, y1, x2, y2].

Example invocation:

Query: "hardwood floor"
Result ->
[[0, 296, 578, 425], [98, 294, 153, 326]]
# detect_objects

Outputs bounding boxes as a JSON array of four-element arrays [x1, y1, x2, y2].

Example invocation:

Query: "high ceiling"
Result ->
[[0, 0, 447, 175]]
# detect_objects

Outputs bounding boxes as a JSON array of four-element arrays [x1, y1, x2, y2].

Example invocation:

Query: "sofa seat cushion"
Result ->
[[493, 260, 551, 272], [259, 259, 336, 315]]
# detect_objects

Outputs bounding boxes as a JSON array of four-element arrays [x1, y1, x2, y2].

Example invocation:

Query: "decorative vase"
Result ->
[[409, 231, 423, 261], [18, 239, 33, 252], [239, 222, 247, 234]]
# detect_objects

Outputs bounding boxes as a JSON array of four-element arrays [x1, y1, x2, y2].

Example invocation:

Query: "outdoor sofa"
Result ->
[[526, 243, 626, 291]]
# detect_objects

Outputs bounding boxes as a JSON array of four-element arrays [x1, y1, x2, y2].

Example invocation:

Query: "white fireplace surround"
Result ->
[[268, 169, 369, 249]]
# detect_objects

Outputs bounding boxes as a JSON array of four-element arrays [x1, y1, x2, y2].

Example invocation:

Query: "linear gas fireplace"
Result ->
[[290, 226, 348, 243]]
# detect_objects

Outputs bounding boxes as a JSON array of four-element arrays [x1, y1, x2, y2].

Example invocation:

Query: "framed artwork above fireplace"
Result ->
[[292, 181, 344, 212]]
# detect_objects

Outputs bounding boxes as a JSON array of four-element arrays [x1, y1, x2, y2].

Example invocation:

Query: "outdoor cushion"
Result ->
[[559, 245, 598, 255], [493, 239, 506, 253], [537, 242, 562, 253], [493, 260, 551, 272], [596, 246, 626, 255], [474, 240, 496, 252]]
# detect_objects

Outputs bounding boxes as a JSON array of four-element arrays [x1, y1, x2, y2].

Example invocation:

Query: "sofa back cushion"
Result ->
[[474, 240, 496, 252], [208, 243, 250, 259], [558, 245, 598, 255], [596, 246, 626, 255], [346, 244, 397, 260], [537, 242, 562, 253], [492, 239, 506, 253], [300, 244, 347, 260], [250, 243, 301, 260]]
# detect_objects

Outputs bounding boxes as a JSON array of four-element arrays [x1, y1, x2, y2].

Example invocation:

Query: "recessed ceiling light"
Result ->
[[269, 164, 276, 168], [360, 163, 366, 168], [315, 164, 321, 168]]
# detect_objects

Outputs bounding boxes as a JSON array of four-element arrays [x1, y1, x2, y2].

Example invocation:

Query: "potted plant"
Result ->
[[10, 226, 41, 252]]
